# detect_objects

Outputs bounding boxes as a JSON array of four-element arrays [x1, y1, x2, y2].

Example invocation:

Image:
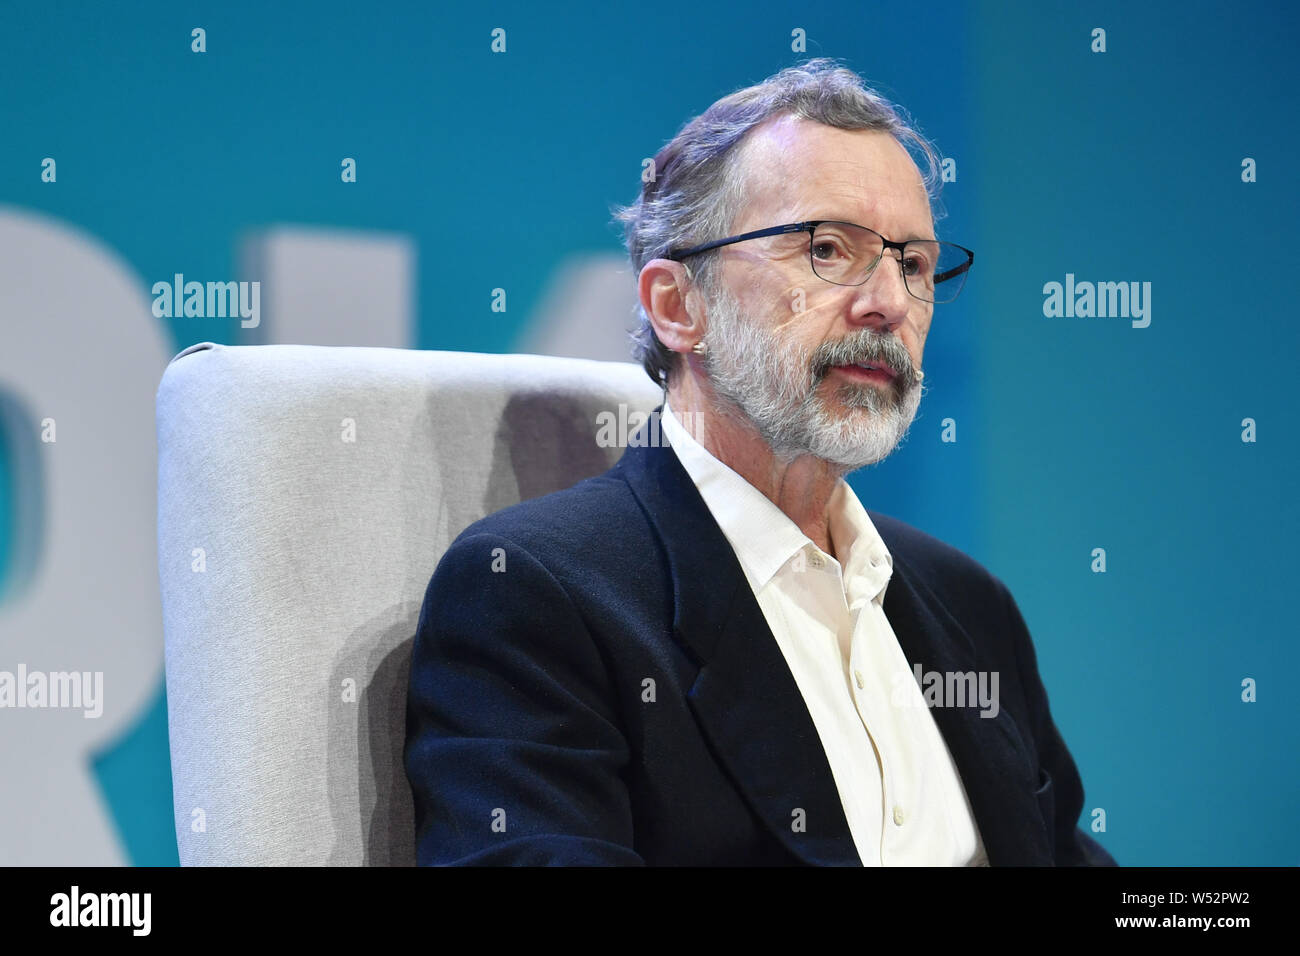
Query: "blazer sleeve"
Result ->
[[404, 530, 644, 866], [998, 580, 1118, 866]]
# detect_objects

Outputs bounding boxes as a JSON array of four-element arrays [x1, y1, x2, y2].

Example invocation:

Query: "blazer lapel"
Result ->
[[876, 544, 1054, 865], [614, 410, 860, 866]]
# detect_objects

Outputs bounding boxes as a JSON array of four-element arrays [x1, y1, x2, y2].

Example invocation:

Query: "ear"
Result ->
[[638, 258, 707, 356]]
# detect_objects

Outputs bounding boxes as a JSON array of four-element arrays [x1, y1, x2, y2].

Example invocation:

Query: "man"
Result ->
[[404, 58, 1115, 866]]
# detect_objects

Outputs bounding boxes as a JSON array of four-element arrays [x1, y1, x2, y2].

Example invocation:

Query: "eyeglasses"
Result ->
[[666, 220, 975, 304]]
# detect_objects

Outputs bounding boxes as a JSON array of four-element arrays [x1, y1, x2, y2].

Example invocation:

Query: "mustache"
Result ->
[[809, 332, 914, 381]]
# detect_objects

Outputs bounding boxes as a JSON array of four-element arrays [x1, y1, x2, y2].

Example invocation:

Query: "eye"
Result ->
[[812, 240, 845, 261], [901, 253, 931, 277]]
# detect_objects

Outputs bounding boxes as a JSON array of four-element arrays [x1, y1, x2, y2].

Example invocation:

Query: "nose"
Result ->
[[848, 249, 914, 333]]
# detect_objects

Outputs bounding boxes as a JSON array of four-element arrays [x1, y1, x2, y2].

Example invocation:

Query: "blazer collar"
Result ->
[[612, 408, 1050, 866]]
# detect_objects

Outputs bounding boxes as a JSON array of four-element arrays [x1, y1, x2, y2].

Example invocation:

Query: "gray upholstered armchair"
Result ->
[[156, 342, 660, 864]]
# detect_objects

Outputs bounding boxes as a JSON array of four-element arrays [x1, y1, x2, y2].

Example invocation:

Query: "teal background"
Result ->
[[1, 0, 1296, 865]]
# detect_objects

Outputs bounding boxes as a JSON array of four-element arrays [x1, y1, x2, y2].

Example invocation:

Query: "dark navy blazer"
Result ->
[[404, 409, 1116, 866]]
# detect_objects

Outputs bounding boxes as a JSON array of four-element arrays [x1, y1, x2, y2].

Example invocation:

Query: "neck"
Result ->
[[667, 366, 845, 558]]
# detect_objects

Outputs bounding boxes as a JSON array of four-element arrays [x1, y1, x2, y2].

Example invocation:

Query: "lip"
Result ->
[[831, 362, 898, 385]]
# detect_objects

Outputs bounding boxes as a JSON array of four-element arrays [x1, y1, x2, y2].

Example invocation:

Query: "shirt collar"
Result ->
[[825, 477, 895, 609], [659, 401, 893, 605]]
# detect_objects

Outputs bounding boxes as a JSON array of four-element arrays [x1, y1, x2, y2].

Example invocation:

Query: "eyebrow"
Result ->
[[803, 215, 937, 242]]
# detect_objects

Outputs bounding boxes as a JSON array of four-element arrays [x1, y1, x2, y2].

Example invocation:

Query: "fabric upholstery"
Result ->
[[156, 342, 661, 865]]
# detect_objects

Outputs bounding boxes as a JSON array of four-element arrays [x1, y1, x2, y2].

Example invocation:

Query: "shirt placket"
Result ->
[[845, 575, 913, 866], [817, 551, 893, 866]]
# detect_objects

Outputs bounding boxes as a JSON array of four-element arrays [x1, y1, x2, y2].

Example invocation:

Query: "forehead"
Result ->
[[734, 114, 933, 237]]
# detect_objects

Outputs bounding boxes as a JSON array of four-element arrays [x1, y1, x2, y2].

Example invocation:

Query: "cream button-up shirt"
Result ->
[[658, 402, 988, 866]]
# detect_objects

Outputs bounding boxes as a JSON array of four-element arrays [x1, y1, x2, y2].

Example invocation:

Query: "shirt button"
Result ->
[[893, 805, 906, 826], [854, 670, 865, 689], [808, 551, 825, 569]]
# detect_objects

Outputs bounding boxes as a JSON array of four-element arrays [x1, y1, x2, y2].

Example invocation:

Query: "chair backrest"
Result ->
[[156, 342, 662, 865]]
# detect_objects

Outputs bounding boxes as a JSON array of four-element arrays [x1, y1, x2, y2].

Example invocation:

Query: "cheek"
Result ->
[[911, 313, 933, 351], [763, 283, 816, 337]]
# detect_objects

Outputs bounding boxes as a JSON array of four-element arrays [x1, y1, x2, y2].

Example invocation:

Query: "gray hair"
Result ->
[[611, 57, 946, 388]]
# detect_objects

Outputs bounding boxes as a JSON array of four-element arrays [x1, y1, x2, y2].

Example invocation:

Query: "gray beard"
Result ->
[[699, 283, 925, 472]]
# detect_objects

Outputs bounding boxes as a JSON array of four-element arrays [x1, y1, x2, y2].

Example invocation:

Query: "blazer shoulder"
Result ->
[[866, 508, 1021, 633], [449, 470, 656, 573], [868, 510, 1006, 593]]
